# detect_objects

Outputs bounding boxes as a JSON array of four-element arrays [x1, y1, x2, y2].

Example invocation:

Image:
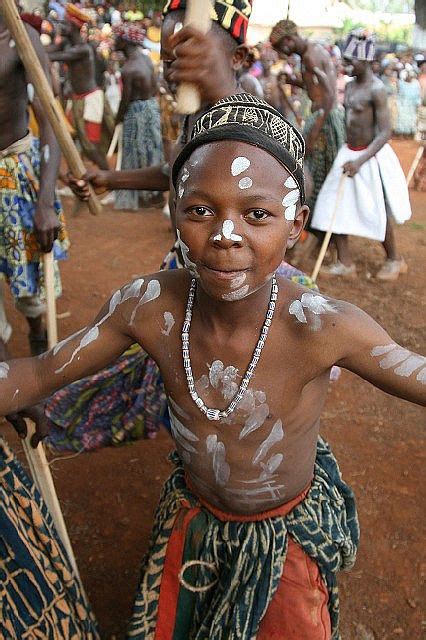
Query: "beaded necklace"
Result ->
[[182, 276, 278, 421]]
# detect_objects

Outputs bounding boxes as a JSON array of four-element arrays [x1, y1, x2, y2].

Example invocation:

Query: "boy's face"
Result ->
[[175, 140, 308, 303]]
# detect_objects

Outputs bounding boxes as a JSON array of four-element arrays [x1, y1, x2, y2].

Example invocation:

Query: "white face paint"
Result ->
[[284, 204, 297, 221], [252, 419, 284, 466], [43, 144, 50, 163], [181, 166, 190, 182], [222, 285, 250, 301], [371, 344, 426, 382], [173, 21, 183, 34], [27, 83, 35, 103], [231, 156, 251, 176], [161, 311, 175, 336], [176, 229, 199, 277], [129, 279, 161, 326], [9, 39, 15, 48], [213, 220, 242, 243], [12, 389, 20, 401], [230, 272, 247, 289], [0, 362, 10, 379], [178, 183, 184, 198], [239, 176, 253, 190], [285, 176, 297, 189]]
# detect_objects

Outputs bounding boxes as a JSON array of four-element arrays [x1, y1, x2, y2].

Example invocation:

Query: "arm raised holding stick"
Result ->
[[0, 0, 102, 215]]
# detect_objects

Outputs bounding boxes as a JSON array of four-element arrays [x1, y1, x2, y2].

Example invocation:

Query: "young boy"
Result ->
[[0, 94, 424, 639]]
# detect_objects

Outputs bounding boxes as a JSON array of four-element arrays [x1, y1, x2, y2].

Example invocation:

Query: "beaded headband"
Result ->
[[162, 0, 252, 45], [172, 93, 306, 202]]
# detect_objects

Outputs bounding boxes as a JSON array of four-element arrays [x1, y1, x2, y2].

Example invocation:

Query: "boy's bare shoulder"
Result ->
[[278, 276, 378, 358]]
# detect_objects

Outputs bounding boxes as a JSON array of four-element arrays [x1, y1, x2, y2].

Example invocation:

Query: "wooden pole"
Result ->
[[406, 145, 423, 187], [1, 0, 102, 216], [176, 0, 214, 114], [311, 173, 347, 282], [107, 123, 122, 159], [43, 252, 58, 349]]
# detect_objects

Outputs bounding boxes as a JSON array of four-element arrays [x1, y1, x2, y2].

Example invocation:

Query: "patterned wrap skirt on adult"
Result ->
[[303, 107, 346, 215], [115, 98, 164, 210], [0, 136, 69, 300], [310, 143, 412, 241], [127, 438, 359, 640], [0, 437, 99, 639]]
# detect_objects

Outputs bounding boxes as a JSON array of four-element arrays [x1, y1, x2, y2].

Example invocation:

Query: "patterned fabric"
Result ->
[[115, 98, 164, 210], [162, 0, 252, 45], [45, 344, 168, 452], [172, 93, 306, 202], [342, 30, 376, 62], [128, 438, 359, 639], [0, 437, 99, 639], [0, 137, 69, 300], [304, 106, 345, 214], [395, 79, 422, 136]]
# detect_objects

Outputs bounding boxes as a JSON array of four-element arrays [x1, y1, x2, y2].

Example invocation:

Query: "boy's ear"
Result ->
[[232, 45, 248, 71], [286, 204, 310, 249]]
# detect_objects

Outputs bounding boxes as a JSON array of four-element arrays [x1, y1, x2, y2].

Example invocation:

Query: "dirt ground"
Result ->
[[3, 139, 425, 639]]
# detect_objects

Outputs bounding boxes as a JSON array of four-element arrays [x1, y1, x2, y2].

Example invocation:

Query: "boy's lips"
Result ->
[[202, 264, 249, 280]]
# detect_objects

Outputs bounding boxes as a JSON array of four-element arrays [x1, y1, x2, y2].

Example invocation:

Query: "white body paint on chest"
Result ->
[[169, 407, 199, 464], [161, 311, 175, 336], [252, 419, 284, 466], [205, 434, 230, 486], [371, 343, 426, 383], [0, 362, 10, 379], [289, 292, 337, 330]]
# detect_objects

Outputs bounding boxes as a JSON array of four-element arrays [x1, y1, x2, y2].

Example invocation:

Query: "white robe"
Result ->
[[310, 143, 412, 242]]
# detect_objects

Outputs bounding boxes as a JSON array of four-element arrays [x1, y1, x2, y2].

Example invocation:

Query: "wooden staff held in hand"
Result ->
[[1, 0, 102, 215]]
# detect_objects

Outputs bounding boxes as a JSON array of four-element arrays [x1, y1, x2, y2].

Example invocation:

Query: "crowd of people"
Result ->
[[0, 1, 425, 638]]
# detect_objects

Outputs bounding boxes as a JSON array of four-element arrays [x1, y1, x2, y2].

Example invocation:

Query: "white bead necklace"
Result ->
[[182, 276, 278, 421]]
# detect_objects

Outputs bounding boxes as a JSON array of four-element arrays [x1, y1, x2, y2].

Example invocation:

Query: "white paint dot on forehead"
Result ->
[[285, 176, 297, 189], [231, 156, 251, 176], [239, 177, 253, 190]]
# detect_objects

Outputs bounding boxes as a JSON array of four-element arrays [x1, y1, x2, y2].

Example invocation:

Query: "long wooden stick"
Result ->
[[43, 252, 58, 348], [22, 422, 82, 581], [107, 123, 122, 159], [1, 0, 102, 216], [406, 145, 423, 187], [176, 0, 214, 114], [311, 172, 347, 282]]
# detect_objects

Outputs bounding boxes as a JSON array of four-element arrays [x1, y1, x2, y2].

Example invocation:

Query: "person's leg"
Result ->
[[15, 295, 47, 355], [257, 537, 331, 639], [376, 200, 407, 281], [320, 234, 356, 277]]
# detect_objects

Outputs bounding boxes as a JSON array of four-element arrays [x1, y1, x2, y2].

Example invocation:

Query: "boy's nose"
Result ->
[[211, 220, 243, 245]]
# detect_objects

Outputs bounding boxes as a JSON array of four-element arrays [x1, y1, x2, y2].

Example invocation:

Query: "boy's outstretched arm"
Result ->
[[0, 277, 158, 417], [335, 304, 426, 406]]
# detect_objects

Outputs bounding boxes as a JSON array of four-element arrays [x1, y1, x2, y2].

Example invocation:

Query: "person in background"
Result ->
[[395, 69, 421, 138]]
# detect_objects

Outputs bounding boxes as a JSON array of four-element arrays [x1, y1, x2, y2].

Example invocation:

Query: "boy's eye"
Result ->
[[246, 209, 269, 221], [187, 206, 213, 217]]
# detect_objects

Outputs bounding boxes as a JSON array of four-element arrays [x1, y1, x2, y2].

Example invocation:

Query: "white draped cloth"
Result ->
[[311, 143, 412, 242]]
